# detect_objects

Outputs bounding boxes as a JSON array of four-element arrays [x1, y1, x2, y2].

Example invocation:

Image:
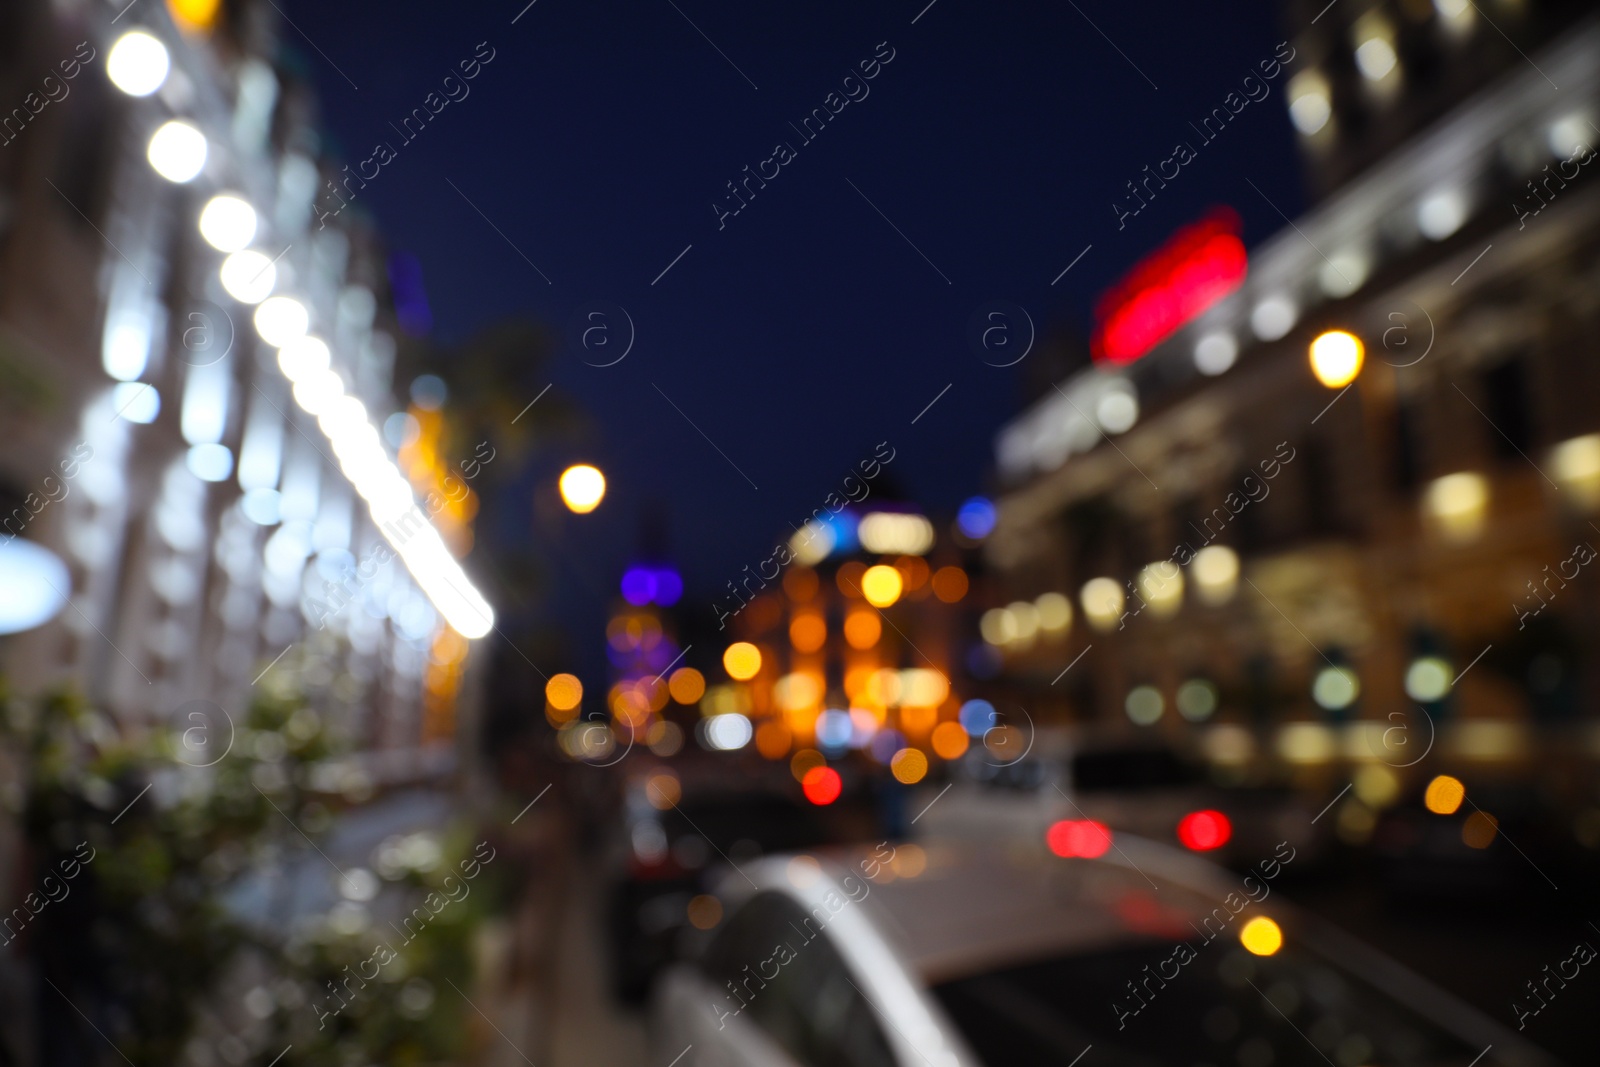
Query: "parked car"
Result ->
[[919, 732, 1330, 871], [652, 835, 1557, 1066], [607, 757, 876, 1001]]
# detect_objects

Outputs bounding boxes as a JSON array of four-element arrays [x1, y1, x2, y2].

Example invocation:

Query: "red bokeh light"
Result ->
[[1176, 809, 1233, 851], [1046, 818, 1113, 859], [801, 766, 842, 806], [1091, 208, 1248, 365]]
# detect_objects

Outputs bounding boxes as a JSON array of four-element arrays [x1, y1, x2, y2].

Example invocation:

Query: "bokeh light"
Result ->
[[545, 673, 583, 711], [1125, 685, 1164, 725], [957, 496, 997, 539], [843, 609, 881, 649], [1239, 916, 1283, 956], [559, 464, 606, 513], [931, 566, 969, 603], [107, 30, 170, 96], [1405, 656, 1452, 702], [890, 748, 928, 784], [722, 641, 762, 680], [861, 564, 903, 608], [801, 766, 842, 805], [959, 699, 997, 736], [1176, 809, 1233, 851], [147, 120, 207, 183], [686, 894, 723, 930], [790, 748, 825, 782], [668, 667, 705, 704], [931, 721, 969, 759], [1309, 330, 1365, 388], [1312, 666, 1360, 710], [1081, 577, 1125, 631], [1424, 774, 1465, 814], [789, 612, 826, 653], [1046, 819, 1112, 859]]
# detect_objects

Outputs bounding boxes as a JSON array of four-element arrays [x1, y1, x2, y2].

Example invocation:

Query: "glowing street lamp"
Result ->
[[107, 31, 170, 97], [559, 464, 606, 513], [1309, 329, 1364, 388]]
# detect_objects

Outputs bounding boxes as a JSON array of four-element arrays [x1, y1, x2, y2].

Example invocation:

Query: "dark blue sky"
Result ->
[[279, 0, 1304, 657]]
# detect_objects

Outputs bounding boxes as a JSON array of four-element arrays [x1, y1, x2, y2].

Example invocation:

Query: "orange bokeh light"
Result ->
[[931, 721, 969, 759], [755, 720, 793, 759], [783, 566, 819, 602], [843, 610, 881, 650], [836, 561, 868, 598], [931, 566, 969, 603], [790, 613, 827, 653]]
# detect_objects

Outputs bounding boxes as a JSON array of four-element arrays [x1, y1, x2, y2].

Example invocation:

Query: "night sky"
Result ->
[[277, 0, 1304, 666]]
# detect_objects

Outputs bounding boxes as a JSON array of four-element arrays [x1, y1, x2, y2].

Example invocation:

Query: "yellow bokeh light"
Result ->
[[861, 565, 904, 608], [1080, 577, 1126, 631], [755, 720, 793, 759], [790, 613, 827, 653], [1552, 434, 1600, 509], [775, 672, 823, 713], [668, 667, 706, 704], [545, 673, 583, 712], [723, 642, 763, 680], [1192, 545, 1240, 605], [1423, 472, 1489, 542], [167, 0, 221, 31], [890, 747, 929, 783], [931, 721, 969, 759], [1309, 329, 1364, 389], [1424, 774, 1466, 814], [900, 669, 950, 708], [1239, 916, 1283, 956], [1137, 561, 1184, 618], [1036, 592, 1072, 634], [558, 464, 606, 513], [843, 609, 882, 650], [891, 843, 927, 878], [867, 668, 903, 707]]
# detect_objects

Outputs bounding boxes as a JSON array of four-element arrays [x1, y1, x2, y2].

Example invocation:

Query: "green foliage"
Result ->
[[0, 686, 498, 1067]]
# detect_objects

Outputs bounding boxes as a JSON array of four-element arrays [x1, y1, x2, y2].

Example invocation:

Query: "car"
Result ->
[[651, 834, 1558, 1066], [607, 758, 877, 1001], [919, 732, 1330, 871]]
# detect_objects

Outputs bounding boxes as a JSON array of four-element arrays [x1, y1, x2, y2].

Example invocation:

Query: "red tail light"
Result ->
[[801, 766, 842, 805], [1046, 819, 1113, 858], [1177, 809, 1232, 851]]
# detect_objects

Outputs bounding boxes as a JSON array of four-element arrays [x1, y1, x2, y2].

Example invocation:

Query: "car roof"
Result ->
[[714, 837, 1557, 1067], [727, 836, 1242, 984]]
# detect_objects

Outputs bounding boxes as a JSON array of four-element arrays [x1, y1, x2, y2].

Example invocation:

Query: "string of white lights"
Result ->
[[106, 23, 493, 639]]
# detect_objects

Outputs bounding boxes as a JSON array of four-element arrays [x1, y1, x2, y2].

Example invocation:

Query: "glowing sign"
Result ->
[[1092, 208, 1247, 365]]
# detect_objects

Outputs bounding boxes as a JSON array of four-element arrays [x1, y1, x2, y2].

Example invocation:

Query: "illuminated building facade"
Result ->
[[986, 5, 1600, 832], [696, 505, 979, 788], [0, 0, 491, 774]]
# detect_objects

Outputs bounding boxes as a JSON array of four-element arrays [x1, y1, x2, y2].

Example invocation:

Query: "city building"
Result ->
[[0, 0, 492, 780], [984, 4, 1600, 834]]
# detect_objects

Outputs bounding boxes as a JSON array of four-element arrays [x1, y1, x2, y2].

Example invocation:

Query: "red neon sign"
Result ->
[[1091, 208, 1247, 365]]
